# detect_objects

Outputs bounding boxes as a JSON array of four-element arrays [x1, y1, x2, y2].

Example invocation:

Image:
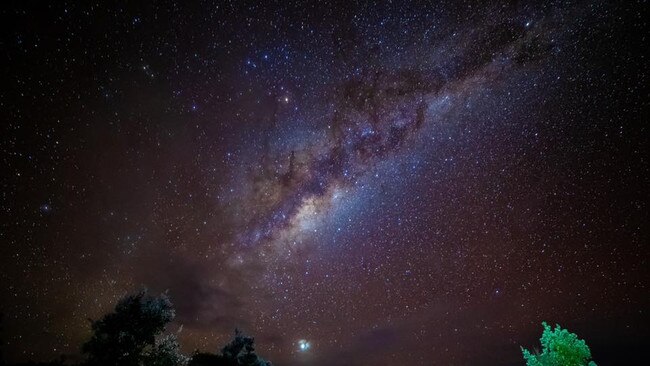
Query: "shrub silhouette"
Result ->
[[188, 329, 271, 366]]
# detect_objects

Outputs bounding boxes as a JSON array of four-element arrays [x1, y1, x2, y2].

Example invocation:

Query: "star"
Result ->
[[297, 339, 310, 352]]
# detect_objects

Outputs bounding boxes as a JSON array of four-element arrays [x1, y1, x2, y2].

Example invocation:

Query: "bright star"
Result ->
[[298, 339, 310, 352], [40, 204, 52, 213]]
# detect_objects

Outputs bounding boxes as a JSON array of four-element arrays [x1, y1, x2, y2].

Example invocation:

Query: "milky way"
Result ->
[[230, 12, 551, 256], [1, 1, 647, 365]]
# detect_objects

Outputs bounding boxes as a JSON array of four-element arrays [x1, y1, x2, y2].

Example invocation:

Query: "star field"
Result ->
[[0, 1, 648, 365]]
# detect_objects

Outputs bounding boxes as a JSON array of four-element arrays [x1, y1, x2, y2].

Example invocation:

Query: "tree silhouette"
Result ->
[[2, 291, 274, 366], [188, 330, 271, 366], [142, 335, 189, 366], [187, 353, 222, 366], [81, 290, 186, 366], [521, 322, 597, 366]]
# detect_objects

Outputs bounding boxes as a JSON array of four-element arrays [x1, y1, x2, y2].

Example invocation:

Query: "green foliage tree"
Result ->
[[521, 322, 596, 366], [81, 290, 187, 366]]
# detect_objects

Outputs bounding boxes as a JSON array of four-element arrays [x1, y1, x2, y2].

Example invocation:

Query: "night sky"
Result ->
[[1, 1, 648, 365]]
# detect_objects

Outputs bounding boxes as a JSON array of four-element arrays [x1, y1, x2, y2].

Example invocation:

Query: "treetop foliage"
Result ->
[[521, 322, 596, 366]]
